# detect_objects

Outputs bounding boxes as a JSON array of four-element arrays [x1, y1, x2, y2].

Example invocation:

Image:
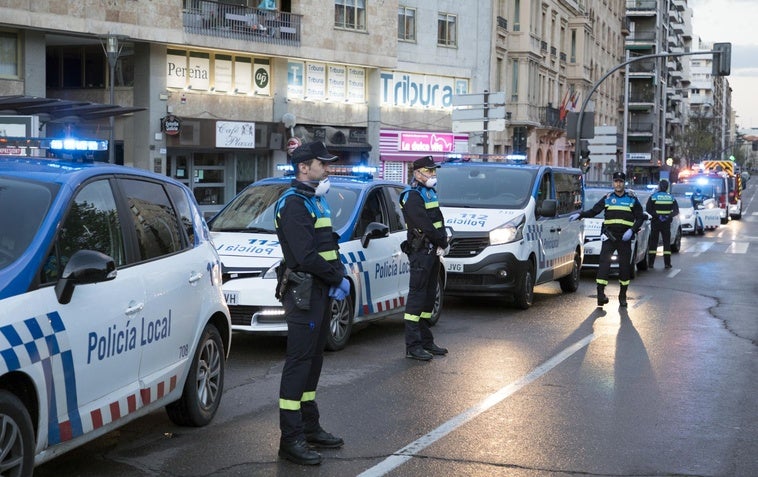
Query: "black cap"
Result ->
[[412, 156, 440, 171], [659, 179, 669, 191], [291, 141, 338, 165], [612, 171, 626, 181]]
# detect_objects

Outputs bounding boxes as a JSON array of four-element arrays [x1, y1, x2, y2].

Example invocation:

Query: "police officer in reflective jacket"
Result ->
[[399, 156, 449, 360], [570, 171, 645, 307], [646, 179, 679, 269], [274, 141, 350, 465]]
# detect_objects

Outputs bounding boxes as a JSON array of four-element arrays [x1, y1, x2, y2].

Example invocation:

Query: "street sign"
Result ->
[[452, 91, 506, 107], [452, 118, 506, 133], [452, 107, 507, 121]]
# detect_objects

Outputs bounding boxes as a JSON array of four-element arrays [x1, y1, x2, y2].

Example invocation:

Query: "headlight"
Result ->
[[489, 214, 525, 245], [263, 260, 281, 279]]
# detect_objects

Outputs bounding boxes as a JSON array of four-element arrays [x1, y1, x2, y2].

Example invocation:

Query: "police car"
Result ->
[[580, 186, 652, 277], [0, 156, 231, 474], [208, 169, 444, 351]]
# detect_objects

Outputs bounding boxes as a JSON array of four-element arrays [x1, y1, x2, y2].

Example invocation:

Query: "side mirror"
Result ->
[[537, 199, 557, 218], [55, 250, 117, 304], [361, 222, 389, 248]]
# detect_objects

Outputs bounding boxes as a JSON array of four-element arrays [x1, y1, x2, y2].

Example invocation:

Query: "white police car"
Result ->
[[580, 186, 652, 277], [0, 156, 231, 474], [208, 170, 444, 350]]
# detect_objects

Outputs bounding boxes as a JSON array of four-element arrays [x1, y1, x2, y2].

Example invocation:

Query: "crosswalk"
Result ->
[[678, 237, 751, 254]]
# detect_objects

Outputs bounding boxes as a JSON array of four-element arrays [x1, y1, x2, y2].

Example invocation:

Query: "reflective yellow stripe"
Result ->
[[619, 279, 630, 286], [302, 391, 316, 402], [280, 398, 300, 411], [425, 201, 439, 209], [596, 279, 608, 285], [420, 312, 432, 319], [404, 313, 420, 322], [319, 250, 338, 261], [604, 218, 634, 226], [433, 221, 443, 229], [314, 217, 332, 228], [606, 205, 632, 211]]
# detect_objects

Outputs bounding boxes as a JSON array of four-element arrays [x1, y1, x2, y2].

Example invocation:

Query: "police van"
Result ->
[[436, 160, 584, 309], [0, 155, 231, 474], [208, 168, 445, 350]]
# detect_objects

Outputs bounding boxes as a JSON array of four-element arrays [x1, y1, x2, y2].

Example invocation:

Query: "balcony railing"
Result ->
[[626, 0, 657, 11], [497, 16, 508, 31], [538, 105, 565, 130], [183, 0, 302, 46], [627, 30, 656, 42], [628, 121, 654, 133]]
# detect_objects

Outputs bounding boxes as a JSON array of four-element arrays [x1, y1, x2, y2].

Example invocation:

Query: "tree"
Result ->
[[672, 111, 720, 166]]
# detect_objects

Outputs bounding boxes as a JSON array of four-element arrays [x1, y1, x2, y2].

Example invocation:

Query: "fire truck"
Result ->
[[702, 161, 742, 220]]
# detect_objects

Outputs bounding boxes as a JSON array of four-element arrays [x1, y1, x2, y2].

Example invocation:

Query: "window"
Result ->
[[511, 59, 519, 101], [438, 13, 457, 47], [119, 178, 186, 261], [335, 0, 366, 31], [0, 31, 19, 77], [398, 6, 416, 42], [513, 0, 520, 31], [570, 30, 577, 63], [44, 180, 125, 284], [46, 44, 133, 89]]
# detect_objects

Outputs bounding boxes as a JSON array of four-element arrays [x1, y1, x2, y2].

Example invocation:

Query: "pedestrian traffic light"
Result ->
[[712, 42, 731, 76]]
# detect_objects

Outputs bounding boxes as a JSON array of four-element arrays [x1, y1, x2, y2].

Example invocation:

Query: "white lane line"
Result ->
[[725, 241, 749, 253], [632, 294, 653, 308], [357, 333, 601, 477], [667, 268, 681, 277]]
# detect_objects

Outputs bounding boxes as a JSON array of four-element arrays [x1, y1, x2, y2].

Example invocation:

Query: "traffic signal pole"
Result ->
[[573, 47, 730, 170]]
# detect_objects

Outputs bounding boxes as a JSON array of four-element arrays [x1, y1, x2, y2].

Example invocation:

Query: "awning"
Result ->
[[0, 95, 145, 122]]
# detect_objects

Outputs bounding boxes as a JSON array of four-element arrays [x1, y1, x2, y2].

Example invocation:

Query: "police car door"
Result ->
[[343, 187, 402, 317], [116, 178, 201, 392], [35, 178, 142, 444], [533, 171, 561, 280]]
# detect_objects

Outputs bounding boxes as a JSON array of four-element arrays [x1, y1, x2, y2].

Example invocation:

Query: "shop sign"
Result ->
[[399, 132, 455, 152], [380, 71, 469, 109], [216, 121, 255, 148], [162, 115, 181, 136]]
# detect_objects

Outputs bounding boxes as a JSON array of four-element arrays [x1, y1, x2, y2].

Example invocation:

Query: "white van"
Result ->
[[437, 161, 584, 309]]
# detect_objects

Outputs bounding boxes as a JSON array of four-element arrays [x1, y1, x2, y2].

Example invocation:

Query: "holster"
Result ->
[[287, 270, 313, 310]]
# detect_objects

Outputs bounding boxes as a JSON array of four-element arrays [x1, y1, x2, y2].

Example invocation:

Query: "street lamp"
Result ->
[[103, 35, 123, 163]]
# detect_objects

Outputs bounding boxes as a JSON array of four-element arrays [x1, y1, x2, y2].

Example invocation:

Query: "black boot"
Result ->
[[664, 256, 672, 269], [279, 439, 323, 465], [597, 285, 609, 306], [648, 256, 655, 268], [405, 320, 432, 360], [619, 285, 628, 308]]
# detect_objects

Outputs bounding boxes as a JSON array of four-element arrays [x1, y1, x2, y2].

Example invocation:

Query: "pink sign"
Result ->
[[399, 132, 454, 152]]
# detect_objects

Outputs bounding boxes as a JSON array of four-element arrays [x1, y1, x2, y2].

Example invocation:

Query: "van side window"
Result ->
[[554, 172, 583, 214], [536, 173, 552, 215]]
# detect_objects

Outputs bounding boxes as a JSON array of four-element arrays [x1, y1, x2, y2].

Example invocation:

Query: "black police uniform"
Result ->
[[646, 180, 679, 268], [274, 144, 346, 465], [399, 156, 448, 360], [576, 174, 644, 307]]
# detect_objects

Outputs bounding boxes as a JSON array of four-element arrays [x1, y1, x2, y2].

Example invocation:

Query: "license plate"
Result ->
[[446, 262, 463, 273], [224, 291, 239, 305]]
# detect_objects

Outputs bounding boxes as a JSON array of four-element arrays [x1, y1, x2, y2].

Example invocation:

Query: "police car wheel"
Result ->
[[0, 391, 35, 476], [428, 273, 444, 326], [514, 262, 535, 310], [325, 295, 354, 352], [166, 324, 225, 427], [671, 229, 681, 253], [558, 252, 581, 293]]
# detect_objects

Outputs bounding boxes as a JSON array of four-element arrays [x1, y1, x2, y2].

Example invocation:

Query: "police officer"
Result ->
[[274, 140, 351, 465], [570, 171, 644, 307], [399, 156, 449, 360], [690, 187, 705, 209], [646, 179, 679, 269]]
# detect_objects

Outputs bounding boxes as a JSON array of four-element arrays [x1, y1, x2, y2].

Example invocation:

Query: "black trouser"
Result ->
[[596, 234, 632, 287], [648, 219, 671, 266], [404, 249, 440, 351], [279, 280, 331, 442]]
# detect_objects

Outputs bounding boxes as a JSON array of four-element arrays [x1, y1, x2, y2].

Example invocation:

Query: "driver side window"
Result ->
[[353, 189, 385, 239]]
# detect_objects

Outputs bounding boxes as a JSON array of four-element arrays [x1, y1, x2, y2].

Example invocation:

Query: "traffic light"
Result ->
[[712, 42, 731, 76], [579, 139, 590, 159]]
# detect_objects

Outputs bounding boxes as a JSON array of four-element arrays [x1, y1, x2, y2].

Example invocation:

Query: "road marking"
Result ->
[[632, 295, 652, 308], [357, 333, 601, 477], [667, 268, 680, 277], [725, 241, 749, 253]]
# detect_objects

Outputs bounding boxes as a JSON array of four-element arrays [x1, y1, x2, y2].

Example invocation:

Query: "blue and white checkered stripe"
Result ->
[[524, 224, 541, 242], [0, 312, 82, 445], [341, 250, 372, 315]]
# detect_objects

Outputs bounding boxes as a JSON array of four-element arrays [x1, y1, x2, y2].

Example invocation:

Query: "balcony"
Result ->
[[626, 0, 657, 14], [629, 59, 656, 74], [497, 16, 508, 31], [183, 0, 302, 46], [538, 105, 565, 130], [626, 30, 656, 50]]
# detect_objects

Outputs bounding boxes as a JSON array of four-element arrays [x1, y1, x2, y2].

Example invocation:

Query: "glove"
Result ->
[[622, 229, 633, 241], [436, 247, 445, 256], [328, 277, 350, 301], [569, 213, 581, 222], [338, 277, 350, 295]]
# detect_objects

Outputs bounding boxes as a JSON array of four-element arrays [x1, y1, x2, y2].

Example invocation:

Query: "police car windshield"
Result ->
[[671, 183, 715, 198], [0, 177, 55, 270], [436, 166, 535, 209], [208, 182, 358, 233]]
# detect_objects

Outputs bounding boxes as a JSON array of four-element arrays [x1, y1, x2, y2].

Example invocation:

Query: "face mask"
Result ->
[[314, 177, 330, 196], [424, 177, 437, 188]]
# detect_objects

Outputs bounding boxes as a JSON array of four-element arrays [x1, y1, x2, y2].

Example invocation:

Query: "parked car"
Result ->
[[208, 170, 444, 351], [0, 156, 231, 474], [580, 187, 651, 277], [670, 183, 721, 232]]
